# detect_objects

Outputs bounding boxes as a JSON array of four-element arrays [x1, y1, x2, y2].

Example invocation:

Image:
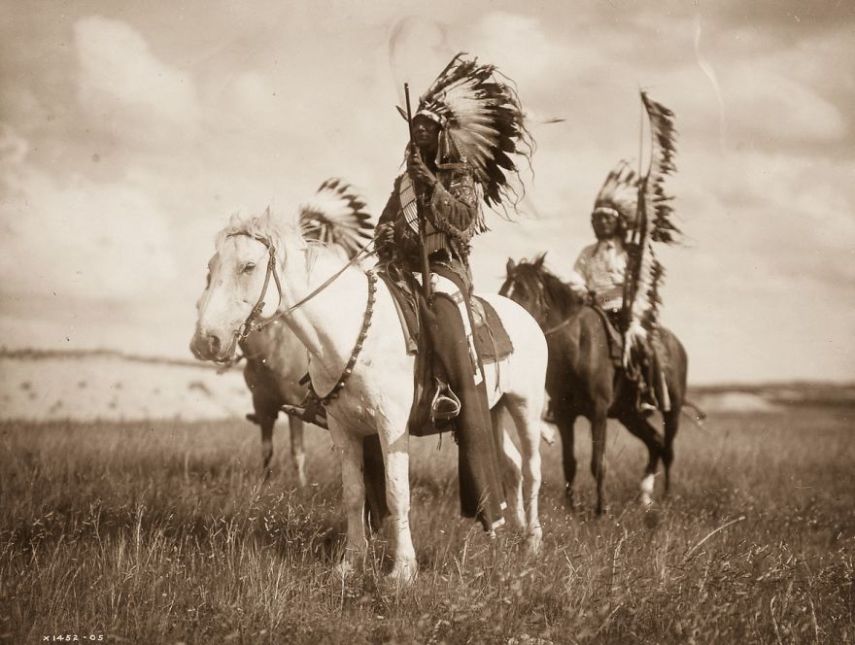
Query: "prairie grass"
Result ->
[[1, 407, 853, 643]]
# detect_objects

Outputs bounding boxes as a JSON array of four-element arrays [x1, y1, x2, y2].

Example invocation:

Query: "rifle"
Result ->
[[404, 82, 433, 302]]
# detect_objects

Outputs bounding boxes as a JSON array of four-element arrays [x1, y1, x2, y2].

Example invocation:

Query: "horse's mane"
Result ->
[[513, 254, 585, 316], [215, 208, 306, 253]]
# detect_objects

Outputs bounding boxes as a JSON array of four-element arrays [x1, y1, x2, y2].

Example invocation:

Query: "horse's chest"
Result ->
[[326, 388, 380, 435]]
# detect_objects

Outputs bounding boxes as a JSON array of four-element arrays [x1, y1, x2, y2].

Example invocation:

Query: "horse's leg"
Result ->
[[260, 416, 274, 480], [590, 404, 608, 516], [617, 411, 665, 506], [505, 392, 543, 553], [493, 402, 526, 532], [556, 410, 579, 509], [327, 419, 367, 576], [288, 416, 307, 488], [662, 408, 680, 495], [249, 392, 277, 481], [375, 420, 417, 585], [362, 435, 389, 534]]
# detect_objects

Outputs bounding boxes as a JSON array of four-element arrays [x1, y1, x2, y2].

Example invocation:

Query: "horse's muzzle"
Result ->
[[190, 329, 230, 362]]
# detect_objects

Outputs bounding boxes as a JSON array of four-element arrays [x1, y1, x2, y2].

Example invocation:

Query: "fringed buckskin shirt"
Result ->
[[377, 163, 478, 269], [569, 239, 627, 310]]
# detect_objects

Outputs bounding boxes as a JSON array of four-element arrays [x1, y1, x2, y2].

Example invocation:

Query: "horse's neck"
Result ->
[[277, 240, 366, 388], [243, 319, 303, 364], [542, 281, 584, 328]]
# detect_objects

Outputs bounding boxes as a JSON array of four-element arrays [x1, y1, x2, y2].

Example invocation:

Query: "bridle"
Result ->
[[216, 230, 380, 410], [218, 232, 375, 364], [231, 233, 284, 346], [503, 271, 574, 337]]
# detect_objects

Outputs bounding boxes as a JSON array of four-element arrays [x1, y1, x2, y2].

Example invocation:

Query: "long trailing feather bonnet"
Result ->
[[622, 91, 680, 364], [298, 178, 374, 259], [410, 53, 535, 218], [592, 160, 642, 232]]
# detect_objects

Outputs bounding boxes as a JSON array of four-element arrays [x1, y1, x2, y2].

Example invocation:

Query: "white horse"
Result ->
[[191, 208, 548, 584], [196, 179, 374, 485]]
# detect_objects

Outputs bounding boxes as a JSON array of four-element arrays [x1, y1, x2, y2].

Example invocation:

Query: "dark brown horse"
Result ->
[[500, 255, 693, 514]]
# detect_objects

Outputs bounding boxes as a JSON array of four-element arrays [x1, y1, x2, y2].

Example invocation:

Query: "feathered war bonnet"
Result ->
[[298, 178, 373, 259], [413, 53, 535, 214], [591, 160, 641, 234]]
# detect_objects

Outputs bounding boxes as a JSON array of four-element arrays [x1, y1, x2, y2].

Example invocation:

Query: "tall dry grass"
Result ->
[[1, 407, 853, 643]]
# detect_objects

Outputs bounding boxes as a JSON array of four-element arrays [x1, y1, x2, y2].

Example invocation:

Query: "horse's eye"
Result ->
[[205, 271, 211, 288], [241, 262, 256, 275]]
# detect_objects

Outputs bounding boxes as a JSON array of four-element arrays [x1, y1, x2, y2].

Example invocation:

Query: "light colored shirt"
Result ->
[[569, 239, 627, 310]]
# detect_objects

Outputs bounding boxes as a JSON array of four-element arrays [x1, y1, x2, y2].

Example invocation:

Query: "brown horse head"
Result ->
[[500, 254, 584, 328]]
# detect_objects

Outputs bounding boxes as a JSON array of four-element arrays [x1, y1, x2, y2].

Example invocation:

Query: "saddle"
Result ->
[[589, 303, 672, 413], [278, 268, 515, 433], [378, 268, 513, 437]]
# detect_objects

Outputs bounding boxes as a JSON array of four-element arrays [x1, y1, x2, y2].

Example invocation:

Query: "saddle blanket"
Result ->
[[379, 271, 513, 364]]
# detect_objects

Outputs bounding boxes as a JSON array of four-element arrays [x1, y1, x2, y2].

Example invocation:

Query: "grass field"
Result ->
[[1, 407, 853, 644]]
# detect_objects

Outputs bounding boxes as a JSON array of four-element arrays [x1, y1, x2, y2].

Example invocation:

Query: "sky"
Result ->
[[1, 0, 853, 384]]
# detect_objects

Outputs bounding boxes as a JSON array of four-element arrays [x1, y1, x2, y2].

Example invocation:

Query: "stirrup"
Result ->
[[431, 380, 461, 423], [280, 403, 328, 429]]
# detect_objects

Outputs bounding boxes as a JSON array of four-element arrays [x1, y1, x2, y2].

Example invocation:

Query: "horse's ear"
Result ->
[[534, 253, 547, 269], [506, 257, 515, 275]]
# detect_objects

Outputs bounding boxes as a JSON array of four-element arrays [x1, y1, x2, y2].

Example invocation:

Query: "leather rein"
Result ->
[[542, 316, 574, 336], [504, 274, 574, 337], [221, 232, 374, 363], [217, 231, 379, 407]]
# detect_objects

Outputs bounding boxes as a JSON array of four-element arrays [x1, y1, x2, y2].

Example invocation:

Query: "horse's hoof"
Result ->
[[643, 507, 661, 529], [525, 528, 543, 555], [564, 491, 578, 511], [334, 559, 359, 580], [386, 560, 418, 587], [508, 510, 527, 532]]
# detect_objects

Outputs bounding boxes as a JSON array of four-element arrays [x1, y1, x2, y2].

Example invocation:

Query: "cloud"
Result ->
[[464, 10, 604, 101], [680, 147, 855, 285], [724, 67, 846, 145], [74, 16, 200, 143], [0, 125, 178, 302], [0, 124, 29, 174]]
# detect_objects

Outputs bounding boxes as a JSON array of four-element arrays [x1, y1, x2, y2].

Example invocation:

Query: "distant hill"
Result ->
[[691, 381, 855, 409], [1, 348, 249, 422], [1, 347, 853, 422], [0, 346, 217, 369]]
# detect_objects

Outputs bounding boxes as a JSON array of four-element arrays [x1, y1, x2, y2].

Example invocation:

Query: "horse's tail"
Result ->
[[681, 398, 707, 428]]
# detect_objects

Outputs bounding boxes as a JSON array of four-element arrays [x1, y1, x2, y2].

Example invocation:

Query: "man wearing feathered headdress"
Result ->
[[375, 53, 534, 532], [568, 162, 660, 414], [568, 93, 681, 417], [567, 161, 663, 414], [568, 161, 640, 323]]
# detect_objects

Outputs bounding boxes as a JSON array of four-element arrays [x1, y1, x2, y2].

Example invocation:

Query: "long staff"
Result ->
[[404, 82, 433, 302]]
